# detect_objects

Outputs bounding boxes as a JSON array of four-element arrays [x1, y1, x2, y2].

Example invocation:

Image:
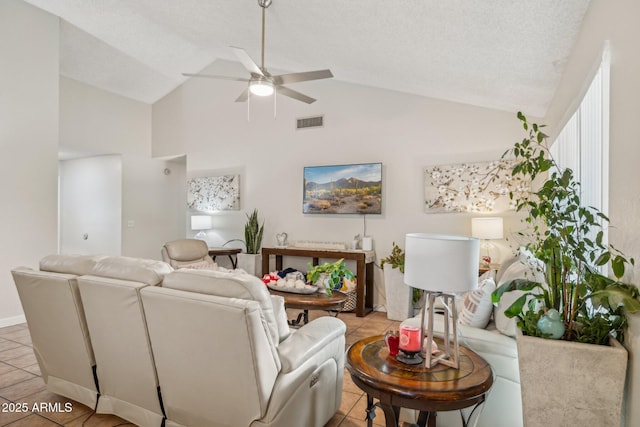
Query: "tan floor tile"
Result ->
[[349, 395, 386, 426], [5, 353, 38, 369], [0, 330, 31, 345], [0, 346, 33, 363], [324, 413, 345, 427], [0, 396, 31, 425], [342, 370, 363, 395], [21, 390, 93, 425], [0, 362, 16, 376], [0, 376, 46, 401], [337, 391, 361, 416], [0, 368, 36, 389], [337, 415, 369, 427], [22, 364, 41, 376], [0, 340, 23, 353], [64, 412, 133, 426], [0, 325, 28, 337], [2, 414, 60, 426], [7, 335, 32, 347], [345, 330, 374, 346]]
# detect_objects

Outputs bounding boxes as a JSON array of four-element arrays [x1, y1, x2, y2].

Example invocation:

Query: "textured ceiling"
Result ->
[[24, 0, 591, 116]]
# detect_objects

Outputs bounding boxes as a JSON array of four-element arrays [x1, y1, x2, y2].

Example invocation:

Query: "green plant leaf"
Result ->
[[611, 256, 625, 278]]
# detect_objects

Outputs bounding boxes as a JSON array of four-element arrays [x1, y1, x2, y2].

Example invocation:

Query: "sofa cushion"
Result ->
[[91, 256, 173, 286], [459, 277, 496, 328], [161, 269, 282, 345], [39, 254, 107, 276]]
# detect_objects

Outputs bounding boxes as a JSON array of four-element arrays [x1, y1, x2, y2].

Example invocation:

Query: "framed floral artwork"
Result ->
[[424, 159, 528, 213], [187, 175, 240, 211]]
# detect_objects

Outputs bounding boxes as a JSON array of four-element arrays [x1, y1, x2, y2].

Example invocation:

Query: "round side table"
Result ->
[[268, 289, 347, 326], [345, 335, 493, 427]]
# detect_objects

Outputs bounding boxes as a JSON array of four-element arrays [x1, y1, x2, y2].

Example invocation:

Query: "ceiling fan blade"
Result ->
[[277, 86, 316, 104], [230, 46, 264, 76], [273, 69, 333, 85], [182, 73, 249, 82], [235, 88, 249, 103]]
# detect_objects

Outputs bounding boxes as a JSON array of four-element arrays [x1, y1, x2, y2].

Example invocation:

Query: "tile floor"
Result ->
[[0, 310, 404, 427]]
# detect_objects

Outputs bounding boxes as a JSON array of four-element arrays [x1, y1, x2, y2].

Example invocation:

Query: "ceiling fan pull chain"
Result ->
[[261, 5, 266, 71], [274, 86, 277, 119], [247, 85, 251, 122]]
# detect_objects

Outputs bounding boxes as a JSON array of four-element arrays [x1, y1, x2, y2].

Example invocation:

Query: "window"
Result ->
[[550, 45, 610, 254]]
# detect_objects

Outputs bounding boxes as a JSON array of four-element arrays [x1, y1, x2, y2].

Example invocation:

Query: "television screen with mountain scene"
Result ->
[[303, 163, 382, 214]]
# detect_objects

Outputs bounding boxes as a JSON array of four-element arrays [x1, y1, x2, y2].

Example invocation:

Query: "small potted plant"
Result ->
[[307, 259, 354, 296], [236, 209, 264, 276]]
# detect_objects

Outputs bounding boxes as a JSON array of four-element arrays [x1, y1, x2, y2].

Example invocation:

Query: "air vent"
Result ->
[[296, 115, 324, 130]]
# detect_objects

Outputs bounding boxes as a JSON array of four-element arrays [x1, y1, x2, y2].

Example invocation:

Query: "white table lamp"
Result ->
[[404, 233, 479, 369], [191, 215, 212, 241], [471, 217, 503, 267]]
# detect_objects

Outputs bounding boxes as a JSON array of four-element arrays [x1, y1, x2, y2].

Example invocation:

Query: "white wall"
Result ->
[[60, 77, 186, 260], [153, 60, 527, 304], [543, 0, 640, 424], [59, 155, 122, 255], [0, 0, 58, 326]]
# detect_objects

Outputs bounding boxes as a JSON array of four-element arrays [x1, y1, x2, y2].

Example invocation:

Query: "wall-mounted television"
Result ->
[[303, 162, 382, 214]]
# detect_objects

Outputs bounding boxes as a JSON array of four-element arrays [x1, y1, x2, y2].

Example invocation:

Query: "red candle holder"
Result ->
[[397, 324, 424, 365]]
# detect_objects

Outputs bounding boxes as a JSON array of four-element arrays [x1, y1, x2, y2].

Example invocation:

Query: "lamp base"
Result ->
[[421, 292, 460, 369], [194, 230, 207, 240]]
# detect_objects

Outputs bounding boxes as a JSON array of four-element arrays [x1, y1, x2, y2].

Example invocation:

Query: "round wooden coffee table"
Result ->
[[268, 289, 348, 326], [346, 335, 493, 427]]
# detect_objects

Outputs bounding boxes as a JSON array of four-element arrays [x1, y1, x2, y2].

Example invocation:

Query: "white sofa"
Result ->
[[12, 254, 346, 427], [400, 255, 543, 427]]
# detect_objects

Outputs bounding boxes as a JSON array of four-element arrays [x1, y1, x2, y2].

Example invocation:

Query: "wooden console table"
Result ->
[[261, 247, 375, 317]]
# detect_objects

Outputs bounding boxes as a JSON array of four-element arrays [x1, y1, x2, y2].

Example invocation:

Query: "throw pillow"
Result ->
[[493, 249, 546, 337], [459, 278, 496, 329]]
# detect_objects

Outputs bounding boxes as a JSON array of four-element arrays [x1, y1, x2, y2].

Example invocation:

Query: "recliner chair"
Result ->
[[141, 268, 346, 427], [11, 255, 106, 409], [161, 239, 215, 269]]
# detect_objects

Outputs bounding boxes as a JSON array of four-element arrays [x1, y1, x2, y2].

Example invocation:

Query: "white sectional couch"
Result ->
[[12, 254, 346, 427]]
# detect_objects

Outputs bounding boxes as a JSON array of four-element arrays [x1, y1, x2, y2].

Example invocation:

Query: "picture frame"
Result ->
[[303, 163, 382, 214]]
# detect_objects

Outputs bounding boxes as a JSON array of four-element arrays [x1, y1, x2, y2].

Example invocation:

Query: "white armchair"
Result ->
[[161, 238, 215, 269]]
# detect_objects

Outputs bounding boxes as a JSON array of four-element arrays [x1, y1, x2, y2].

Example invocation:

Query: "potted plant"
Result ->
[[307, 259, 354, 296], [236, 209, 264, 276], [380, 242, 414, 321], [492, 112, 640, 426]]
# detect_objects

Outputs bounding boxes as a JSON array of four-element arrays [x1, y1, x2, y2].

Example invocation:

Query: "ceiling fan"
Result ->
[[183, 0, 333, 104]]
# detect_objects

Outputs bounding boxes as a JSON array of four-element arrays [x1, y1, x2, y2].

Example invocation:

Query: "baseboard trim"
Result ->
[[0, 314, 26, 328]]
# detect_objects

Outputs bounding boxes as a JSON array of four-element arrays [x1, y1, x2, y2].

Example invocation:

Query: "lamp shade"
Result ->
[[404, 233, 480, 293], [190, 215, 212, 231], [471, 217, 504, 240]]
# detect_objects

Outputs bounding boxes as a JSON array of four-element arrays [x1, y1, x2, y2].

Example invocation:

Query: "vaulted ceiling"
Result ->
[[24, 0, 591, 117]]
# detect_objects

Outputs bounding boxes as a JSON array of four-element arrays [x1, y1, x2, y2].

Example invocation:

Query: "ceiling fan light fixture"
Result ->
[[249, 79, 274, 96]]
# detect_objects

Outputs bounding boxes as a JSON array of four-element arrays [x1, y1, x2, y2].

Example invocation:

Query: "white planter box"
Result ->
[[236, 253, 262, 277], [383, 265, 412, 321], [517, 329, 627, 427]]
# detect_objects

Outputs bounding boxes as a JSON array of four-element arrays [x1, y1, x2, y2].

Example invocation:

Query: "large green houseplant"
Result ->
[[492, 113, 640, 426], [492, 112, 640, 344]]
